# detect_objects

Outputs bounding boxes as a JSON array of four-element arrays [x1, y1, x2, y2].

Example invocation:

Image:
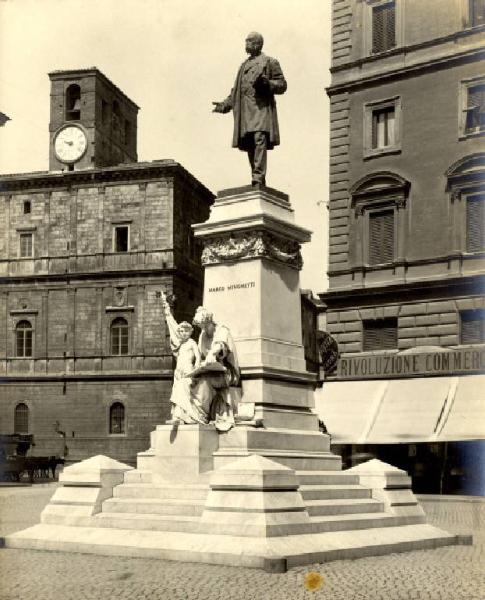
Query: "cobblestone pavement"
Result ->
[[0, 484, 484, 600]]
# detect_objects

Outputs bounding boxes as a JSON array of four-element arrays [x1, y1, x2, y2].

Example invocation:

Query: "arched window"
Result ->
[[109, 402, 125, 434], [349, 171, 410, 268], [14, 403, 29, 434], [65, 84, 81, 120], [110, 317, 129, 355], [16, 320, 33, 357], [446, 153, 485, 254]]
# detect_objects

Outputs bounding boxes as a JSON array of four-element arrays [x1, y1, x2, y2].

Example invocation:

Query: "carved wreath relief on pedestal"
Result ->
[[201, 230, 303, 270]]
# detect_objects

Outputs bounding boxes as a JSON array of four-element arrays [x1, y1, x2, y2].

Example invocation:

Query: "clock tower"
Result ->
[[49, 68, 139, 171]]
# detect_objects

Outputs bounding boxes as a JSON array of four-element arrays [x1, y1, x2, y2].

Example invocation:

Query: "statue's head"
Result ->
[[245, 32, 264, 56], [193, 306, 216, 336], [177, 321, 193, 342]]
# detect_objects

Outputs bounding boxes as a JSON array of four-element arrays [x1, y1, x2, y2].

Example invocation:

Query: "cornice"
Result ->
[[0, 160, 215, 202], [319, 274, 485, 306], [327, 45, 485, 95]]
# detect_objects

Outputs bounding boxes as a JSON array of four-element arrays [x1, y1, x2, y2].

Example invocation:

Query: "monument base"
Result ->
[[5, 427, 466, 571], [3, 186, 470, 570]]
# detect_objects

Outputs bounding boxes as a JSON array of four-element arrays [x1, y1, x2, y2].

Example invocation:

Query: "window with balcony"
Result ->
[[460, 309, 485, 344], [363, 318, 398, 351], [109, 402, 125, 434], [16, 320, 33, 357]]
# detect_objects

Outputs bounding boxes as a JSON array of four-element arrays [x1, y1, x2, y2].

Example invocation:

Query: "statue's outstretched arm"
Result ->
[[212, 89, 234, 114], [160, 291, 181, 353]]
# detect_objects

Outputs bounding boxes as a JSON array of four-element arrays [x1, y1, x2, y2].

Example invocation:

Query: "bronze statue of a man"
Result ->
[[212, 32, 287, 186]]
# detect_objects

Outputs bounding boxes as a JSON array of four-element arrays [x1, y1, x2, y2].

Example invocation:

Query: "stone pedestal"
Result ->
[[138, 424, 218, 484], [193, 185, 329, 467]]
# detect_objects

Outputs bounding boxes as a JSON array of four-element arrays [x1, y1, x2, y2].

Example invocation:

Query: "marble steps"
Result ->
[[94, 512, 201, 533], [112, 483, 208, 501], [307, 512, 424, 533], [82, 509, 422, 536], [299, 484, 372, 500], [102, 497, 205, 517], [305, 498, 383, 517], [124, 470, 153, 484], [214, 451, 342, 472], [295, 470, 359, 485], [6, 523, 459, 569]]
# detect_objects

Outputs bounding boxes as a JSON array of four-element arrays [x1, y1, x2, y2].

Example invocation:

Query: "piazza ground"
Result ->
[[0, 483, 483, 600]]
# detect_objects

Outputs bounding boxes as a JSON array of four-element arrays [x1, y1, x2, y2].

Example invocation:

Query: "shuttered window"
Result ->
[[460, 310, 485, 344], [465, 84, 485, 132], [466, 196, 485, 252], [363, 318, 398, 351], [372, 1, 396, 54], [469, 0, 485, 27], [369, 209, 395, 265]]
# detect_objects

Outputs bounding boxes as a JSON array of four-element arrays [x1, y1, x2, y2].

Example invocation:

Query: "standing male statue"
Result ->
[[212, 32, 287, 186]]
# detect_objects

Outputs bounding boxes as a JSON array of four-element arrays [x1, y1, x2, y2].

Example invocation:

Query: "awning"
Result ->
[[315, 375, 485, 444]]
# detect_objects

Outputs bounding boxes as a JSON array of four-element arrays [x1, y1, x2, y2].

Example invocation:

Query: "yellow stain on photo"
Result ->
[[304, 571, 324, 591]]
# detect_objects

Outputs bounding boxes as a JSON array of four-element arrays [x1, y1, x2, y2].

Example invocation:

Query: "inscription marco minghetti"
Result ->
[[208, 281, 256, 293]]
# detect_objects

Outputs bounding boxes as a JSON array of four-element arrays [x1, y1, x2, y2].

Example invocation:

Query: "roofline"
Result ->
[[48, 67, 140, 110], [0, 160, 215, 201]]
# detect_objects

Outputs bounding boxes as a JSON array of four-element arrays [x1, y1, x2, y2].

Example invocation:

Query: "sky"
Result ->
[[0, 0, 331, 292]]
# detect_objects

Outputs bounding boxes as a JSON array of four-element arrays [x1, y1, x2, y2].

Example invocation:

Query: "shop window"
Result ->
[[460, 309, 485, 344], [110, 317, 129, 355], [113, 225, 129, 252], [369, 209, 395, 265], [372, 1, 396, 53], [109, 402, 125, 434], [16, 320, 33, 357], [19, 232, 33, 258], [14, 403, 29, 434], [468, 0, 485, 27], [23, 200, 31, 215], [466, 195, 485, 252], [65, 84, 81, 121], [364, 97, 401, 158], [363, 318, 398, 351]]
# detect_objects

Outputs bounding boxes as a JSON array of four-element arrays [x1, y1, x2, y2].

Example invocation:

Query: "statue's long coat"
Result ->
[[222, 53, 287, 151]]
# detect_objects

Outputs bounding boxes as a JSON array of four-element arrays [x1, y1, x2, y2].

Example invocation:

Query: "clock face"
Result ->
[[54, 126, 87, 163]]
